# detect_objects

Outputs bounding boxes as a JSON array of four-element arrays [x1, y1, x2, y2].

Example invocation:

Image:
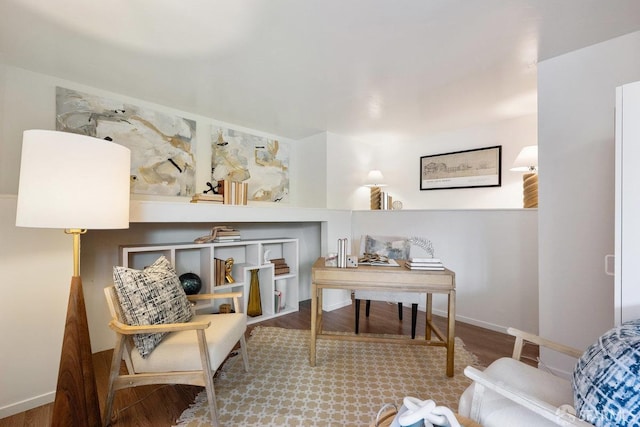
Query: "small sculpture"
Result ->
[[225, 258, 235, 283]]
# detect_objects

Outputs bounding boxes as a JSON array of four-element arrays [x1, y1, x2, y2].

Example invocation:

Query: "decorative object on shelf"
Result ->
[[346, 255, 358, 268], [219, 303, 232, 314], [247, 269, 262, 317], [325, 253, 338, 267], [225, 258, 236, 283], [194, 225, 241, 243], [408, 236, 435, 258], [275, 281, 286, 312], [337, 238, 349, 268], [16, 129, 131, 427], [179, 272, 202, 295], [510, 145, 538, 208], [420, 145, 502, 190], [392, 200, 403, 210], [270, 258, 290, 275], [364, 170, 387, 210]]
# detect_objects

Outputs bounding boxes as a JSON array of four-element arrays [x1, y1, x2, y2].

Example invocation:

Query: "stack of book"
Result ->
[[405, 257, 445, 270], [270, 258, 290, 275], [190, 193, 223, 204], [213, 228, 241, 242], [219, 180, 249, 205], [213, 258, 227, 286]]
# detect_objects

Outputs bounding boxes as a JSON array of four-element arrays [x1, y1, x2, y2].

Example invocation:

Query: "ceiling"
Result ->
[[1, 0, 640, 144]]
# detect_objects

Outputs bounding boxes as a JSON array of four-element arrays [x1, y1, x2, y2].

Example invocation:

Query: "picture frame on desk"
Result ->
[[420, 145, 501, 190]]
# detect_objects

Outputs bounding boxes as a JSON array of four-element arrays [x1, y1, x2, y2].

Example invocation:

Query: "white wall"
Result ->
[[325, 115, 538, 210], [0, 63, 330, 417], [351, 209, 539, 334], [0, 196, 71, 415], [538, 30, 640, 375]]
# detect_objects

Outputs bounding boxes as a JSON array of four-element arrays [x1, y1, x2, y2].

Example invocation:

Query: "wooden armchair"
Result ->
[[103, 287, 249, 427], [459, 328, 593, 426]]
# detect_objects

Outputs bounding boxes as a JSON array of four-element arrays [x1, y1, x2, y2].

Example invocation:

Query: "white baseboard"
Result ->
[[0, 391, 54, 419], [327, 297, 511, 334]]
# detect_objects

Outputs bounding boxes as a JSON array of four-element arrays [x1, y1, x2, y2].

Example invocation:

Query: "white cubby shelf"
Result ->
[[120, 238, 299, 324]]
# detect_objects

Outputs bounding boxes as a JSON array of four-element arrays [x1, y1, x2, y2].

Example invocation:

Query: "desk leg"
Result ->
[[425, 293, 433, 340], [446, 290, 456, 377], [310, 282, 317, 366]]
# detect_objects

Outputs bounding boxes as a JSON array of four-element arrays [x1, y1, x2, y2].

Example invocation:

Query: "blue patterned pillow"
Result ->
[[113, 256, 193, 358], [573, 319, 640, 426]]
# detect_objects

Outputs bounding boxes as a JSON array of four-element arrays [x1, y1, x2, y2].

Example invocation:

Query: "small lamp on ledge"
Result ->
[[16, 130, 131, 426], [510, 145, 538, 208], [364, 170, 387, 210]]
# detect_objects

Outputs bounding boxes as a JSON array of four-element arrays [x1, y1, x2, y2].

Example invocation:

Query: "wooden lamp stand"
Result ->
[[51, 230, 101, 427]]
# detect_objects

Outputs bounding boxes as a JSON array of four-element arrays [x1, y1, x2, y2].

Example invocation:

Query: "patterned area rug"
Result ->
[[174, 326, 481, 426]]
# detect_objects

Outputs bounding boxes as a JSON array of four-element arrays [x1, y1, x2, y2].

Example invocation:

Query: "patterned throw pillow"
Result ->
[[113, 256, 193, 358], [573, 319, 640, 426], [364, 235, 411, 260]]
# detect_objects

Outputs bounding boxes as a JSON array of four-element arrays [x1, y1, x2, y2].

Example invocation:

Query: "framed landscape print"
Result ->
[[420, 145, 501, 190]]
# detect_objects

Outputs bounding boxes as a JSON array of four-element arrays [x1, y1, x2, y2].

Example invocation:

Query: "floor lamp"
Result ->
[[16, 130, 131, 426], [510, 145, 538, 208]]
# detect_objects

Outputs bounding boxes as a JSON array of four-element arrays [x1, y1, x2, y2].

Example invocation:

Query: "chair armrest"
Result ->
[[464, 366, 593, 426], [187, 292, 242, 301], [507, 327, 583, 361], [108, 318, 211, 335]]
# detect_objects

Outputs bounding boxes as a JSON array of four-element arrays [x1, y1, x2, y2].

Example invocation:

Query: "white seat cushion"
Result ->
[[130, 312, 246, 373], [458, 357, 574, 427], [354, 290, 424, 305]]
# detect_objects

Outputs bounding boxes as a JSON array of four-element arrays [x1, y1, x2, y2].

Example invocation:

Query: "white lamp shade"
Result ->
[[511, 145, 538, 172], [365, 169, 386, 186], [16, 130, 131, 230]]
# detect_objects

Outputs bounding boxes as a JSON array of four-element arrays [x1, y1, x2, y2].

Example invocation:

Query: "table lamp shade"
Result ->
[[16, 130, 131, 230], [510, 145, 538, 172]]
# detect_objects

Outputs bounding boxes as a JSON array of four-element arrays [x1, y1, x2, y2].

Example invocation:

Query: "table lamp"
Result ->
[[510, 145, 538, 208], [365, 170, 387, 210], [16, 130, 131, 426]]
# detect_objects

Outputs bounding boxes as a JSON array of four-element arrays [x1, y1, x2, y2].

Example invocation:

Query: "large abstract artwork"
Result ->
[[56, 87, 196, 196], [211, 127, 289, 203]]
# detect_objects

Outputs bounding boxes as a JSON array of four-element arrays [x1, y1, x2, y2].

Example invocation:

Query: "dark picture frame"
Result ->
[[420, 145, 502, 190]]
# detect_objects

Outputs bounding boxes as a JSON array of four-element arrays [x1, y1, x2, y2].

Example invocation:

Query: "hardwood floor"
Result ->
[[0, 299, 538, 427]]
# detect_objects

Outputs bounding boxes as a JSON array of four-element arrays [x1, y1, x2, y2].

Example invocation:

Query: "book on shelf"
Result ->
[[214, 258, 226, 286], [405, 265, 445, 271], [190, 193, 223, 203], [270, 257, 290, 275], [274, 290, 282, 313], [408, 257, 442, 263], [274, 266, 290, 275], [221, 180, 249, 205]]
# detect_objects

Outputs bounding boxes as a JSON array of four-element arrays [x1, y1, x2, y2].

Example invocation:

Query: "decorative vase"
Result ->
[[179, 272, 202, 295], [247, 269, 262, 317]]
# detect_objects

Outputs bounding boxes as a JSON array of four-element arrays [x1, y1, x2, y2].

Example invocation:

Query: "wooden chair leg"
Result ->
[[411, 303, 418, 339], [398, 302, 404, 320], [104, 335, 127, 427], [197, 330, 219, 427], [355, 298, 361, 334]]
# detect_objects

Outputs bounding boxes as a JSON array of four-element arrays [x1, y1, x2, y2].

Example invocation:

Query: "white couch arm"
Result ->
[[464, 366, 593, 427]]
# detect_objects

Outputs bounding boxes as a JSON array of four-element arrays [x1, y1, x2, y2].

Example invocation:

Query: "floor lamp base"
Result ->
[[51, 276, 101, 427]]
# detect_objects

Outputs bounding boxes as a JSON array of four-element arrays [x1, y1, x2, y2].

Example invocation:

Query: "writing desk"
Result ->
[[310, 257, 456, 377]]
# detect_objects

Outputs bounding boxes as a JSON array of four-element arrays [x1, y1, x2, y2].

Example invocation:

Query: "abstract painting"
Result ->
[[211, 127, 289, 203], [56, 87, 196, 196]]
